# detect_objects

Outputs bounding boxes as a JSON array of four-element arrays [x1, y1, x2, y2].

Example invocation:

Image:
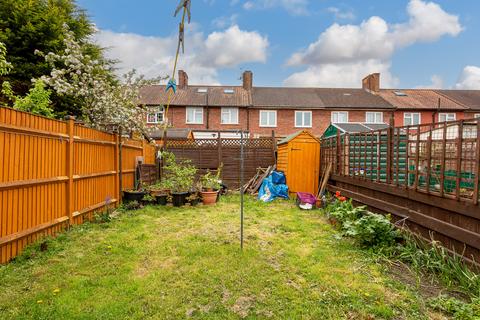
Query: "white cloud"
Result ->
[[94, 25, 268, 85], [327, 7, 355, 21], [212, 14, 238, 29], [455, 66, 480, 89], [415, 74, 444, 89], [242, 0, 309, 16], [284, 60, 399, 88], [285, 0, 462, 87]]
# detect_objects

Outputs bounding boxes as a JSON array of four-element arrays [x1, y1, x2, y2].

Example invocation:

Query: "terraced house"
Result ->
[[139, 71, 480, 138]]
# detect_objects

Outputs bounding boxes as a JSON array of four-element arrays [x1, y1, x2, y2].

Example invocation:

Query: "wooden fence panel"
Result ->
[[165, 137, 276, 188], [321, 118, 480, 266], [0, 107, 156, 264]]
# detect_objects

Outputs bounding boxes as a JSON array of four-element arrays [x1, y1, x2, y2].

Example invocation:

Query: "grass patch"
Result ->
[[0, 195, 453, 319]]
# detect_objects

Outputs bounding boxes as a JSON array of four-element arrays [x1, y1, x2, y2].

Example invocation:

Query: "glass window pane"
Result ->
[[304, 112, 311, 126], [231, 108, 238, 123], [269, 112, 275, 126], [147, 113, 156, 123], [295, 112, 302, 126]]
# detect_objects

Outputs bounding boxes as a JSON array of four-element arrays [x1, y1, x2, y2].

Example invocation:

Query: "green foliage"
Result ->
[[2, 79, 54, 117], [428, 295, 480, 319], [0, 42, 12, 76], [345, 213, 399, 248], [161, 151, 197, 193], [142, 194, 155, 202], [123, 200, 140, 210], [201, 163, 223, 190], [0, 0, 108, 116]]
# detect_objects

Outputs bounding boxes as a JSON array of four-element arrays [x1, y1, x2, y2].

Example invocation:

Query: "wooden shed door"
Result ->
[[289, 142, 319, 194]]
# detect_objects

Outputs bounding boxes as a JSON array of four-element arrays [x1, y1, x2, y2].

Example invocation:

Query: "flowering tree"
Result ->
[[38, 27, 163, 133], [0, 42, 12, 76]]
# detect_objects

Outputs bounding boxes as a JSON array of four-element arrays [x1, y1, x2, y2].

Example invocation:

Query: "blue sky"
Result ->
[[77, 0, 480, 89]]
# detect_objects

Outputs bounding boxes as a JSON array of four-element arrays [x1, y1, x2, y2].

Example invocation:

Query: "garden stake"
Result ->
[[240, 130, 245, 250]]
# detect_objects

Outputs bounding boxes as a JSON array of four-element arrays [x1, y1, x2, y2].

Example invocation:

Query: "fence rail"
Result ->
[[0, 107, 156, 263], [321, 118, 480, 265]]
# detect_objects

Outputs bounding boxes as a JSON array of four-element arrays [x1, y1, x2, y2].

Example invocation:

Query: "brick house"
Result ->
[[139, 70, 480, 138], [362, 73, 468, 127]]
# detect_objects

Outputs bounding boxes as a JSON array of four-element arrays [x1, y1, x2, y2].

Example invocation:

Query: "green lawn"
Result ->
[[0, 195, 444, 319]]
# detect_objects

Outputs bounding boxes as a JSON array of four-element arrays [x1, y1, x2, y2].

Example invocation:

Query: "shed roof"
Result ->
[[322, 122, 390, 139], [278, 130, 320, 145], [149, 128, 192, 140]]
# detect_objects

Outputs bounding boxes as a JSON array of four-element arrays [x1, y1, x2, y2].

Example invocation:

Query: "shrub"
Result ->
[[345, 213, 399, 248]]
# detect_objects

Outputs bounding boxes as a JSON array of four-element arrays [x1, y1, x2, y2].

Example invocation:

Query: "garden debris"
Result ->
[[242, 165, 275, 194], [258, 171, 289, 202]]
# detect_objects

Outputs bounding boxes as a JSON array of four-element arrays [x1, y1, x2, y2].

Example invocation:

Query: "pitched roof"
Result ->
[[139, 85, 250, 107], [251, 87, 393, 109], [436, 90, 480, 111], [378, 89, 466, 110], [278, 130, 320, 145]]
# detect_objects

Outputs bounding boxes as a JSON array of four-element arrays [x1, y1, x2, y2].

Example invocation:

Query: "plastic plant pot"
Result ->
[[155, 194, 168, 205], [171, 192, 188, 207], [123, 190, 146, 203]]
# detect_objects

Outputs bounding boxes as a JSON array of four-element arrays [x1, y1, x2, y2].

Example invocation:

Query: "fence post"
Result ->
[[217, 131, 222, 168], [118, 127, 123, 202], [114, 129, 120, 203], [336, 131, 341, 174], [387, 116, 394, 184], [66, 116, 75, 226]]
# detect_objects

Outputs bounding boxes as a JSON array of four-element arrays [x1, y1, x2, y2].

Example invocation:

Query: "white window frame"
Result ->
[[331, 111, 349, 123], [186, 107, 203, 124], [438, 113, 456, 122], [365, 112, 383, 123], [259, 110, 277, 127], [475, 114, 480, 119], [146, 106, 165, 124], [295, 111, 312, 128], [404, 112, 421, 126], [221, 107, 239, 125]]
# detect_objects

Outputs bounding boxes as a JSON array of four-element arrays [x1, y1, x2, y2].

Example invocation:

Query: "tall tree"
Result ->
[[0, 0, 107, 117]]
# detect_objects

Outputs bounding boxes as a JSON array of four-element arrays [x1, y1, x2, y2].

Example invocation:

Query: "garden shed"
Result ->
[[277, 130, 320, 195]]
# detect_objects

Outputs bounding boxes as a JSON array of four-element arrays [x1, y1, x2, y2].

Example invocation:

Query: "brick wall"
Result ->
[[146, 107, 396, 137], [393, 111, 466, 127]]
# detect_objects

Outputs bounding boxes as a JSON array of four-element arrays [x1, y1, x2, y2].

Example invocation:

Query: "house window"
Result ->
[[295, 111, 312, 128], [404, 113, 421, 126], [146, 106, 164, 124], [259, 110, 277, 127], [221, 107, 239, 124], [186, 107, 203, 124], [438, 113, 456, 122], [365, 112, 383, 123], [331, 111, 348, 123], [475, 114, 480, 119]]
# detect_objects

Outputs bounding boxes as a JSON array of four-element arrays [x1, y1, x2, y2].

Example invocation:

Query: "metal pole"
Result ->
[[240, 130, 244, 250]]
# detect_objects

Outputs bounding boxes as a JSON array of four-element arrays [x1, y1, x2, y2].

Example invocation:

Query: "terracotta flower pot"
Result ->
[[201, 190, 218, 205]]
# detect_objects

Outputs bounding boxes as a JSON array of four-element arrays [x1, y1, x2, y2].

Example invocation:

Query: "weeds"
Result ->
[[324, 192, 480, 318]]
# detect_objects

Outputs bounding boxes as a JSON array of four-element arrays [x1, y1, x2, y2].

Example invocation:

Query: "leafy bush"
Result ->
[[161, 151, 197, 193], [345, 213, 399, 248], [201, 164, 223, 191]]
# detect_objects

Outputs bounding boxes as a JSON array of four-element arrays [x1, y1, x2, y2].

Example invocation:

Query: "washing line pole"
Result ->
[[240, 130, 245, 250]]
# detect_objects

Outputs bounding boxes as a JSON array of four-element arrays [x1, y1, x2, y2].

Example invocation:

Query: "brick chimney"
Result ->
[[178, 70, 188, 89], [242, 70, 253, 91], [362, 73, 380, 93]]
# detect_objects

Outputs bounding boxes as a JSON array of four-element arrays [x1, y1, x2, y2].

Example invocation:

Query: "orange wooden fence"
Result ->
[[0, 107, 156, 263]]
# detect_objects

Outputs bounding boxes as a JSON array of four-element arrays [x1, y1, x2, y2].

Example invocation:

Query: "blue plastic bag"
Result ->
[[258, 174, 289, 202], [271, 171, 286, 185]]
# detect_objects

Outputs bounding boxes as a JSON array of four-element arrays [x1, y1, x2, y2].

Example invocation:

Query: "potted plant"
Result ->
[[200, 164, 223, 205], [162, 151, 197, 207], [123, 182, 147, 204], [148, 180, 171, 206], [141, 193, 156, 205]]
